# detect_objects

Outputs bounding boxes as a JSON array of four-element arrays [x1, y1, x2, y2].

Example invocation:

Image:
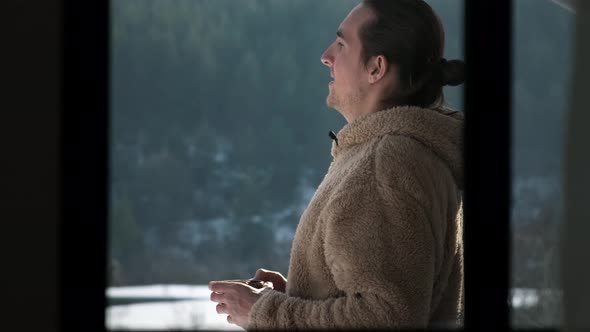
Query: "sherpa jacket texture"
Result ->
[[248, 105, 464, 330]]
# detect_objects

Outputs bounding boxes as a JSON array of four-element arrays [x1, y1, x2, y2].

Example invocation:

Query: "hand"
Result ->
[[252, 268, 287, 293], [208, 280, 271, 329]]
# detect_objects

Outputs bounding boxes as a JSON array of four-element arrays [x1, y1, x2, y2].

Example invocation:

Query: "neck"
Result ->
[[339, 93, 388, 123]]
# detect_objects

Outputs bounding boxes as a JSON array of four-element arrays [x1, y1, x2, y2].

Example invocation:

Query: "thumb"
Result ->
[[253, 268, 269, 280]]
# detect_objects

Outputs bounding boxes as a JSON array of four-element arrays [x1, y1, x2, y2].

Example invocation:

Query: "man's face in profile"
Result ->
[[320, 4, 374, 112]]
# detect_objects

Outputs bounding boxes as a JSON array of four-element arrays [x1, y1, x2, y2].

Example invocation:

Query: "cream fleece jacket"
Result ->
[[248, 105, 464, 330]]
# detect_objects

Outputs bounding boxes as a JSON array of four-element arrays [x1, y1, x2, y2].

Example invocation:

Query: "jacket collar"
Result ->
[[330, 104, 464, 189]]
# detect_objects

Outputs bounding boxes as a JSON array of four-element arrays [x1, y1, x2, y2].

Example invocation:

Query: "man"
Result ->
[[210, 0, 464, 329]]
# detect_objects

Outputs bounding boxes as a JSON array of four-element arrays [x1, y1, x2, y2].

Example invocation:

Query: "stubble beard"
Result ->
[[326, 84, 363, 116], [326, 88, 338, 110]]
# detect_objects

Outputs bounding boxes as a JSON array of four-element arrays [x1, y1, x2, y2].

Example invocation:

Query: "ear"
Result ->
[[366, 55, 389, 84]]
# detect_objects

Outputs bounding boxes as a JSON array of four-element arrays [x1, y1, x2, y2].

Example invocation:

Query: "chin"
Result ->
[[326, 92, 336, 107], [326, 97, 336, 109]]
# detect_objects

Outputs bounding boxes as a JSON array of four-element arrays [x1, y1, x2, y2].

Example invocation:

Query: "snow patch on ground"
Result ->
[[106, 285, 558, 330], [107, 285, 242, 330]]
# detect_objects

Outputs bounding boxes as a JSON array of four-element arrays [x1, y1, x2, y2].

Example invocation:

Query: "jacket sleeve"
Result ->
[[248, 137, 438, 330]]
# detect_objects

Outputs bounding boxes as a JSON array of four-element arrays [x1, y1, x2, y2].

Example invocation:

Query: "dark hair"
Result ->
[[360, 0, 465, 108]]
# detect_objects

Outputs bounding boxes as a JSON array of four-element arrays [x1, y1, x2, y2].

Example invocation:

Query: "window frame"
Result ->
[[463, 1, 512, 330], [60, 0, 109, 330], [58, 0, 562, 331]]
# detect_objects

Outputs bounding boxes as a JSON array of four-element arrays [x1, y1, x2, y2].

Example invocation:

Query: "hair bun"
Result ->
[[441, 59, 465, 86]]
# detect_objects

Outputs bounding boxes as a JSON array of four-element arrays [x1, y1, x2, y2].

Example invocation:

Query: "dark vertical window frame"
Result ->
[[463, 1, 512, 331], [463, 1, 561, 331], [60, 0, 110, 330]]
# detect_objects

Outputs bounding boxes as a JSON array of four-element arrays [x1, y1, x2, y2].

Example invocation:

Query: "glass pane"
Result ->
[[511, 0, 575, 327], [108, 0, 464, 329]]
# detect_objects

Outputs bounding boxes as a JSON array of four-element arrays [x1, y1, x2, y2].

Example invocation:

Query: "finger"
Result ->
[[210, 291, 225, 303], [216, 303, 227, 314], [209, 281, 242, 293], [209, 281, 229, 293]]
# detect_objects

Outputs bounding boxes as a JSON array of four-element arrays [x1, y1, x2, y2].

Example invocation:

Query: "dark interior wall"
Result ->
[[1, 1, 61, 332]]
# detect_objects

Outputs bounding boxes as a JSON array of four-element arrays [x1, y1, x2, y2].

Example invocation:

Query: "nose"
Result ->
[[320, 47, 333, 67]]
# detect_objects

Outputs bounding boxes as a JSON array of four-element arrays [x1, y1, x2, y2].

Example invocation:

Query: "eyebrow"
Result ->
[[336, 29, 346, 41]]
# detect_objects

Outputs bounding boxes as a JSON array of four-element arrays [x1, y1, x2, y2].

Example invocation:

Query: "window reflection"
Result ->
[[511, 0, 574, 327]]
